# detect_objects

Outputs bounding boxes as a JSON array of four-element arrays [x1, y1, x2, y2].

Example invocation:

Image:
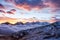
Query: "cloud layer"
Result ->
[[5, 0, 47, 10], [0, 0, 59, 24], [44, 0, 60, 11], [5, 0, 60, 11]]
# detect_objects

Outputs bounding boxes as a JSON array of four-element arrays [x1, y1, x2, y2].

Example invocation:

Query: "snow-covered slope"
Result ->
[[12, 21, 60, 40], [0, 21, 60, 40], [0, 22, 49, 35]]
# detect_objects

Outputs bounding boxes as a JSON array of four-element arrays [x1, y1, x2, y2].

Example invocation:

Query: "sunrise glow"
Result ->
[[0, 0, 60, 24]]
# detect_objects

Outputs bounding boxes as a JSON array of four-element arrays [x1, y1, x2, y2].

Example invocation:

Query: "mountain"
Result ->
[[0, 22, 49, 35], [25, 22, 49, 25], [51, 21, 60, 29], [1, 22, 50, 25], [11, 21, 60, 40], [0, 21, 60, 40]]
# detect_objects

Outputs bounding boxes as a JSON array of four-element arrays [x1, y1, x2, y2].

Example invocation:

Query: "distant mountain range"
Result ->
[[1, 22, 50, 25], [0, 22, 50, 35]]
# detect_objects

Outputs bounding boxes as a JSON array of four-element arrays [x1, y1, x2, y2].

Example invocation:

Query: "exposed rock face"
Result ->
[[0, 21, 60, 40]]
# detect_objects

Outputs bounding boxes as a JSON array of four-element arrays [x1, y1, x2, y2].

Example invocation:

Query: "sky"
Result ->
[[0, 0, 60, 24]]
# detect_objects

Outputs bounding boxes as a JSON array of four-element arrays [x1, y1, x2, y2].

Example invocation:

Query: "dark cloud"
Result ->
[[46, 0, 60, 7], [15, 0, 46, 8], [44, 0, 60, 11], [0, 10, 5, 13], [5, 0, 13, 2], [0, 9, 15, 14], [0, 4, 5, 9], [15, 0, 43, 7], [7, 11, 14, 14], [6, 9, 16, 14], [10, 9, 16, 12]]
